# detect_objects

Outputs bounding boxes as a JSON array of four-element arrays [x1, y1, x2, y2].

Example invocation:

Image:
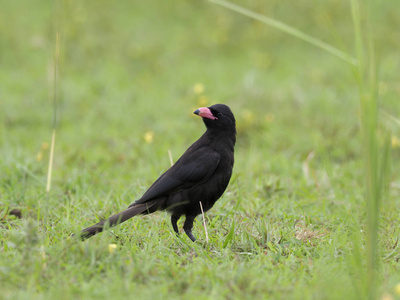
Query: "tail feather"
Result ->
[[77, 200, 159, 241]]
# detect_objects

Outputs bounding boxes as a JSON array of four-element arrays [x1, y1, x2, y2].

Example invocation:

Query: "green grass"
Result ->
[[1, 0, 400, 299]]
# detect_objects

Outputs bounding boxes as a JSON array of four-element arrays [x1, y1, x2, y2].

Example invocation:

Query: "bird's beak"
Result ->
[[193, 107, 218, 120]]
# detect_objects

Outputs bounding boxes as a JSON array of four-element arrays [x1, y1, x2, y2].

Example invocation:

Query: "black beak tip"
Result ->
[[193, 109, 200, 115]]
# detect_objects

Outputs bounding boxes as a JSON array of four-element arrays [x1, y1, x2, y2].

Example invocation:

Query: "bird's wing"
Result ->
[[134, 147, 220, 204]]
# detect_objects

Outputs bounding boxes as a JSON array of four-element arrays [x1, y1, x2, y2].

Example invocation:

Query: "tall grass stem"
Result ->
[[208, 0, 358, 66], [199, 201, 209, 243], [46, 31, 60, 193]]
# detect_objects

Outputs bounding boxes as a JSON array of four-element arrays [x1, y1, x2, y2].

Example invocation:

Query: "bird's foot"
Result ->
[[185, 229, 197, 242]]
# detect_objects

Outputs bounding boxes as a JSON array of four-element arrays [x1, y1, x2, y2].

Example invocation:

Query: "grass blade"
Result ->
[[351, 0, 389, 298], [46, 30, 60, 194], [208, 0, 358, 66], [222, 219, 235, 249]]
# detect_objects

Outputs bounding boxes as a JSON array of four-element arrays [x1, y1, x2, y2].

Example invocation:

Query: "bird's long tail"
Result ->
[[76, 200, 159, 241]]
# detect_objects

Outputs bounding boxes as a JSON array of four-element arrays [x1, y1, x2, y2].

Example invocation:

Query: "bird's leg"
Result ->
[[183, 215, 196, 242], [171, 214, 180, 235]]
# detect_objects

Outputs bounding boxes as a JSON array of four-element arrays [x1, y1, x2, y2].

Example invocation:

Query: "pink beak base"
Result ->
[[193, 107, 218, 120]]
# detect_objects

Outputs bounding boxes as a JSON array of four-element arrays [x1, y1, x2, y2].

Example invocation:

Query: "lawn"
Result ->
[[1, 0, 400, 299]]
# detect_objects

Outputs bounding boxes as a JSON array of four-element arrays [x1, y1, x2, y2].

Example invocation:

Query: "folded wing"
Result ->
[[134, 147, 220, 204]]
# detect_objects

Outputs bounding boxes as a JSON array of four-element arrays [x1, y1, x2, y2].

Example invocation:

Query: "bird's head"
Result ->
[[193, 104, 236, 133]]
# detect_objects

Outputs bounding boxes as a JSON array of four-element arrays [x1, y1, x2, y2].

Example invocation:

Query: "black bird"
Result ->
[[78, 104, 236, 242]]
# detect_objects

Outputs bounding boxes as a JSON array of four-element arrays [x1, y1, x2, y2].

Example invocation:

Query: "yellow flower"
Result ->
[[35, 151, 43, 162], [41, 142, 49, 150], [394, 283, 400, 295], [35, 141, 49, 162], [193, 83, 205, 95], [392, 136, 400, 148], [144, 131, 154, 144], [108, 244, 117, 253], [265, 113, 275, 123]]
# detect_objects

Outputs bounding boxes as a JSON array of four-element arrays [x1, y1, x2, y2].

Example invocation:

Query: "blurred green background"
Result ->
[[1, 0, 400, 299]]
